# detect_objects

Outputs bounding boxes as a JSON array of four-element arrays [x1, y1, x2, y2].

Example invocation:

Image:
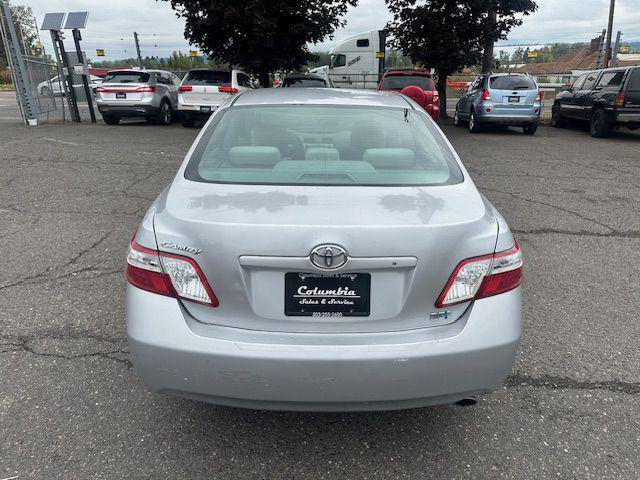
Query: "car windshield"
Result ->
[[283, 78, 326, 88], [383, 75, 434, 91], [184, 70, 231, 86], [103, 72, 150, 84], [490, 75, 536, 90], [185, 105, 463, 186]]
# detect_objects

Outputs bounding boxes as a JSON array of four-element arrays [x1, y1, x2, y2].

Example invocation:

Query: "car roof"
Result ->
[[384, 70, 431, 77], [284, 72, 325, 80], [233, 88, 412, 108]]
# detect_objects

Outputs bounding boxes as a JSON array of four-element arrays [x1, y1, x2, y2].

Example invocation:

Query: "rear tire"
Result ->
[[523, 123, 538, 135], [180, 115, 196, 128], [454, 106, 464, 127], [468, 109, 481, 133], [590, 109, 610, 138], [551, 104, 565, 128], [102, 115, 120, 125], [155, 100, 172, 125]]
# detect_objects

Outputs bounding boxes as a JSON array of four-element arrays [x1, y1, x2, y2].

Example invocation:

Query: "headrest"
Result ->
[[363, 148, 416, 169], [229, 146, 281, 167], [305, 147, 340, 161]]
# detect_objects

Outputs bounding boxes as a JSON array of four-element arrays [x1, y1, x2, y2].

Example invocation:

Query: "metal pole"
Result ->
[[72, 28, 96, 123], [56, 30, 81, 122], [49, 30, 66, 121], [134, 31, 143, 68], [603, 0, 616, 68], [611, 31, 621, 68]]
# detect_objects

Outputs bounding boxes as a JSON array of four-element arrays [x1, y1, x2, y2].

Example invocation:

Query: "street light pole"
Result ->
[[603, 0, 616, 68]]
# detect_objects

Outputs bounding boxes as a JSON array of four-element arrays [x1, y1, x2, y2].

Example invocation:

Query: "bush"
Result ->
[[0, 70, 12, 85]]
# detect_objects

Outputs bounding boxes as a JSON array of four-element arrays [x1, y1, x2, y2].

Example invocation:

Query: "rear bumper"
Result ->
[[97, 104, 160, 117], [616, 112, 640, 124], [476, 104, 540, 126], [126, 284, 521, 411]]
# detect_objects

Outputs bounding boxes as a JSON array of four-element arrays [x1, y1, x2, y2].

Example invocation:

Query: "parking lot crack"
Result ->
[[506, 374, 640, 395]]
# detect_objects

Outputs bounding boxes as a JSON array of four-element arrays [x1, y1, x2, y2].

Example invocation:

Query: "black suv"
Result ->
[[551, 66, 640, 137]]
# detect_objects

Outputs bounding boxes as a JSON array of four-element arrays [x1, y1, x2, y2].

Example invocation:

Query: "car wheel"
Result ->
[[156, 100, 172, 125], [454, 106, 464, 127], [40, 86, 52, 97], [180, 115, 196, 128], [468, 109, 481, 133], [523, 123, 538, 135], [551, 104, 565, 128], [590, 109, 610, 138], [102, 115, 120, 125]]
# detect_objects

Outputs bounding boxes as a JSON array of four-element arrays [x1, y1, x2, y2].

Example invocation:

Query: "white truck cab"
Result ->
[[327, 30, 386, 90]]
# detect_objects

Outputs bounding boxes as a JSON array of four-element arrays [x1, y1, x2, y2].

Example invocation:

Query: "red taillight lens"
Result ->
[[536, 90, 543, 102], [126, 238, 219, 307], [435, 241, 522, 308], [219, 86, 238, 94], [96, 86, 106, 93], [178, 85, 192, 92], [615, 92, 625, 108], [135, 86, 156, 93], [481, 89, 491, 101]]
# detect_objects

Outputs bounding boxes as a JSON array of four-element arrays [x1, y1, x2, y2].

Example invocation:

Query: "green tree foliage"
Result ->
[[161, 0, 357, 86]]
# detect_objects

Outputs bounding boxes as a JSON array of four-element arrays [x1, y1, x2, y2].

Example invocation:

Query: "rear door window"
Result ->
[[596, 71, 625, 88], [581, 72, 599, 91], [382, 75, 434, 91], [489, 75, 536, 90], [104, 72, 150, 84], [184, 70, 231, 86]]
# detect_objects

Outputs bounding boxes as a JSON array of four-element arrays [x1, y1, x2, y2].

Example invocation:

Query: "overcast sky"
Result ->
[[24, 0, 640, 60]]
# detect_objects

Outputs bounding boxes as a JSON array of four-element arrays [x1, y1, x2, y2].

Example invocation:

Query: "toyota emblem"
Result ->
[[310, 244, 348, 270]]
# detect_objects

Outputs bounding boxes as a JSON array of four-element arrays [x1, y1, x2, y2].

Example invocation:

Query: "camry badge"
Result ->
[[310, 244, 347, 270], [161, 241, 202, 255]]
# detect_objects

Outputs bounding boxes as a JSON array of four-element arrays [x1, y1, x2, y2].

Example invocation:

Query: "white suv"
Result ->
[[177, 69, 253, 127]]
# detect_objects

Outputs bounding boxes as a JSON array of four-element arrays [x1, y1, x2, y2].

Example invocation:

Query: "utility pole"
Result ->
[[482, 6, 497, 73], [603, 0, 615, 68], [133, 31, 143, 68]]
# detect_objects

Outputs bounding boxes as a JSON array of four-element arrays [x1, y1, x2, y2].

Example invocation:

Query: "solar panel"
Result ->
[[41, 12, 66, 31], [64, 11, 89, 29]]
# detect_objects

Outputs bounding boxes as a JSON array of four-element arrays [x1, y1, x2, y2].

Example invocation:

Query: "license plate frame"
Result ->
[[116, 92, 126, 99], [508, 96, 520, 103], [284, 272, 371, 317]]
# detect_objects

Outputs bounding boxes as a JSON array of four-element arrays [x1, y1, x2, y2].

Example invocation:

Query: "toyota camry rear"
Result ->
[[125, 88, 522, 411]]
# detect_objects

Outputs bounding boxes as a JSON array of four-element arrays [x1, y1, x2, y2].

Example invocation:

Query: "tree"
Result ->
[[161, 0, 357, 87], [1, 4, 38, 69], [386, 0, 486, 119], [479, 0, 538, 72]]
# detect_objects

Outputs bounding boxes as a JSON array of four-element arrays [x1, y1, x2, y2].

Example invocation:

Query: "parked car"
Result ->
[[378, 69, 440, 121], [96, 69, 180, 125], [454, 73, 542, 134], [552, 66, 640, 137], [126, 88, 523, 412], [177, 69, 253, 127], [281, 72, 333, 88], [38, 74, 103, 97]]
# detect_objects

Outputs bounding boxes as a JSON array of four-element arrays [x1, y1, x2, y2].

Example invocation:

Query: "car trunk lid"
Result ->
[[152, 181, 499, 334]]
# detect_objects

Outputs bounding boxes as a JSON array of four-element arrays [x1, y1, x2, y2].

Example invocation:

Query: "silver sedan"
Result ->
[[126, 88, 523, 411]]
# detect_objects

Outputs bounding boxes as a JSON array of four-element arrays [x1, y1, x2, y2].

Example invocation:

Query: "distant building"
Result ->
[[516, 37, 640, 82]]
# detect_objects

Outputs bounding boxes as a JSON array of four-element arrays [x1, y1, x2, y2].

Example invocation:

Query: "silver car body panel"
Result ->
[[127, 88, 521, 410]]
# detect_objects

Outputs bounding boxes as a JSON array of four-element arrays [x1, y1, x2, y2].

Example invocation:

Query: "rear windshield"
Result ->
[[103, 71, 150, 84], [382, 75, 434, 91], [490, 75, 536, 90], [184, 70, 231, 86], [282, 77, 326, 88], [185, 105, 463, 186]]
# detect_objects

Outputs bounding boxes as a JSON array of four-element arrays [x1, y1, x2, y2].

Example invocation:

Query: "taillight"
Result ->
[[126, 238, 219, 307], [615, 92, 625, 108], [435, 241, 522, 308], [96, 86, 106, 93], [178, 85, 192, 92], [135, 86, 156, 93], [481, 89, 491, 101], [432, 91, 439, 102], [536, 90, 543, 102], [219, 86, 238, 94]]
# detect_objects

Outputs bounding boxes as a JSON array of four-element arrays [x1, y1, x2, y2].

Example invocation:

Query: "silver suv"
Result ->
[[96, 69, 180, 125], [454, 73, 542, 135]]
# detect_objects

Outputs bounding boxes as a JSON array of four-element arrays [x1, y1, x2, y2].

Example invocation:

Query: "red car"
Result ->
[[378, 70, 440, 121]]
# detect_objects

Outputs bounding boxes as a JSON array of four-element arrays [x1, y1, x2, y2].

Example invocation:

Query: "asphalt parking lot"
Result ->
[[1, 90, 640, 479]]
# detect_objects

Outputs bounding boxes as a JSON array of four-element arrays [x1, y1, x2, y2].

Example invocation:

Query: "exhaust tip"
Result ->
[[455, 398, 477, 407]]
